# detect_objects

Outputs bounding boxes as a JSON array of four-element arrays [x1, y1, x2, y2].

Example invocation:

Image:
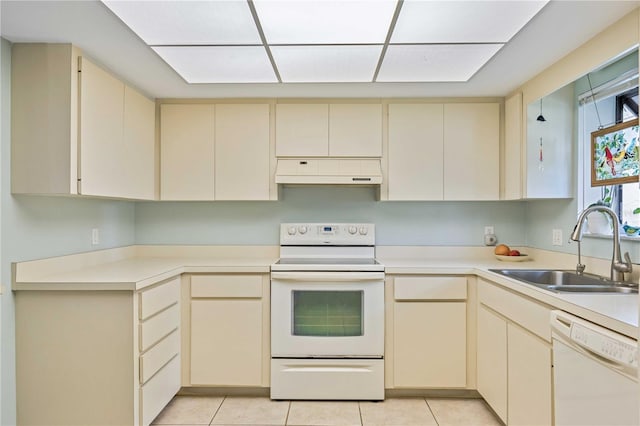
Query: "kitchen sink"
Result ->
[[489, 269, 638, 294]]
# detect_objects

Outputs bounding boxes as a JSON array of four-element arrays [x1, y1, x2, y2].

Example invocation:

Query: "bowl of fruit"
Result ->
[[494, 244, 531, 262]]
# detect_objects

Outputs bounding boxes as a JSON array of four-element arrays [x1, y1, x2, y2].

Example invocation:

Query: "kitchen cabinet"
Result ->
[[476, 278, 553, 425], [390, 276, 467, 388], [187, 274, 270, 387], [275, 103, 382, 157], [444, 103, 500, 200], [503, 92, 523, 200], [387, 103, 444, 200], [160, 104, 215, 200], [12, 43, 156, 199], [15, 276, 181, 426], [214, 104, 271, 200]]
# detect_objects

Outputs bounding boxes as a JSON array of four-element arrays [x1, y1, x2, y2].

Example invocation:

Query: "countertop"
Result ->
[[13, 245, 639, 339]]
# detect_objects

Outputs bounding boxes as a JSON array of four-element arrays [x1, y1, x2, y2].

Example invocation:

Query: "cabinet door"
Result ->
[[507, 324, 552, 426], [160, 104, 214, 200], [394, 302, 466, 387], [443, 103, 499, 200], [477, 305, 507, 423], [215, 104, 270, 200], [123, 85, 155, 200], [329, 104, 382, 157], [276, 104, 328, 157], [504, 93, 522, 200], [78, 57, 125, 197], [388, 104, 444, 200], [190, 299, 262, 386]]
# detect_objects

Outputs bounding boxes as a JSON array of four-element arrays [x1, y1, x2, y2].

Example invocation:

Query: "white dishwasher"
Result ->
[[550, 310, 638, 426]]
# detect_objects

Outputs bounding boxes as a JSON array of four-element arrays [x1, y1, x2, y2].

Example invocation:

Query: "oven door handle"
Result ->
[[271, 271, 385, 282]]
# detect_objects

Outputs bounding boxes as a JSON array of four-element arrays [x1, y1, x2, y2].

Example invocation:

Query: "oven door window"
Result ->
[[292, 290, 364, 337]]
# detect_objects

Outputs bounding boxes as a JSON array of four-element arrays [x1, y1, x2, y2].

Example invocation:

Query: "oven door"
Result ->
[[271, 271, 384, 358]]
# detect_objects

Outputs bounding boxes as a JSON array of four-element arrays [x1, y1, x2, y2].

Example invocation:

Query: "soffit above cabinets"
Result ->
[[101, 0, 548, 84]]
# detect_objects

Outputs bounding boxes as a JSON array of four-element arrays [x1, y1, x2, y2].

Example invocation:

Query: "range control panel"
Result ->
[[280, 223, 375, 246]]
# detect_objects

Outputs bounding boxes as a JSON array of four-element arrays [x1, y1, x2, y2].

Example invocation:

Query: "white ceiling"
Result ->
[[1, 0, 639, 98]]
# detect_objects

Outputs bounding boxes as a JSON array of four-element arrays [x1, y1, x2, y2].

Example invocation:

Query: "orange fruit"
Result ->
[[494, 244, 511, 255]]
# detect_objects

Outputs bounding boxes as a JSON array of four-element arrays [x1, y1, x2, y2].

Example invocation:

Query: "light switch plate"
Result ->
[[484, 226, 494, 235], [552, 229, 563, 246], [92, 228, 100, 245]]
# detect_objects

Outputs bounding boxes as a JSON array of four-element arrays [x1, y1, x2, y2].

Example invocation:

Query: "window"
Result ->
[[580, 73, 640, 233]]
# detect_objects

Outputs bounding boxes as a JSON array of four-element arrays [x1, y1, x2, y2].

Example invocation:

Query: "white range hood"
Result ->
[[275, 158, 383, 185]]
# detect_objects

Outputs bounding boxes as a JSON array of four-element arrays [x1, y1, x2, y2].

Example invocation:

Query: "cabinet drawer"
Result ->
[[191, 275, 263, 298], [140, 355, 181, 426], [478, 278, 552, 341], [140, 303, 179, 352], [140, 329, 180, 384], [394, 276, 467, 300], [139, 277, 180, 321]]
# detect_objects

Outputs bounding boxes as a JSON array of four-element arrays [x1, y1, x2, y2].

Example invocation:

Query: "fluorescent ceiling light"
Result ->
[[152, 46, 277, 83], [253, 0, 397, 44], [271, 45, 383, 82], [102, 1, 261, 45], [392, 0, 548, 43], [377, 44, 503, 82]]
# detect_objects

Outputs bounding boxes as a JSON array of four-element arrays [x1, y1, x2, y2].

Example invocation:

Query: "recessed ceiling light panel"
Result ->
[[271, 45, 383, 82], [392, 0, 548, 43], [254, 0, 397, 44], [377, 44, 503, 82], [152, 46, 277, 83], [102, 0, 261, 45]]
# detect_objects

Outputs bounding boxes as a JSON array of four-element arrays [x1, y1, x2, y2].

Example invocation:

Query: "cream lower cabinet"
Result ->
[[389, 276, 467, 388], [476, 278, 552, 425], [187, 274, 270, 387], [15, 276, 181, 426]]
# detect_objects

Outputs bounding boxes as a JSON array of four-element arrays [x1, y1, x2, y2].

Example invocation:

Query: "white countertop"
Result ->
[[13, 245, 639, 339]]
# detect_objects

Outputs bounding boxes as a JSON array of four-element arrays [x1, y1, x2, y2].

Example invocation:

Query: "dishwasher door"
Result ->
[[550, 310, 638, 426]]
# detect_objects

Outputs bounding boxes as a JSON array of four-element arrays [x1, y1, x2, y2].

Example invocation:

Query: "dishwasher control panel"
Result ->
[[571, 323, 638, 367]]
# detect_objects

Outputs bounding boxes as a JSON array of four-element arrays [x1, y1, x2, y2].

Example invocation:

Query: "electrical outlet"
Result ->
[[92, 228, 100, 245], [552, 229, 563, 246], [484, 226, 494, 235]]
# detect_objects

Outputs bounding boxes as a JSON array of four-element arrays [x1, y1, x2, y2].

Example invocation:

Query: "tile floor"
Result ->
[[152, 396, 503, 426]]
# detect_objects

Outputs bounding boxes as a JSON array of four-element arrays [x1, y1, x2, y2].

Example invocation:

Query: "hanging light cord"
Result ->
[[587, 73, 604, 130]]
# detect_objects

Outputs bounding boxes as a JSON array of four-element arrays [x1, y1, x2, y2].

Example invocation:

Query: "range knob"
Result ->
[[287, 226, 297, 235], [359, 226, 368, 235], [298, 225, 308, 234], [348, 226, 358, 235]]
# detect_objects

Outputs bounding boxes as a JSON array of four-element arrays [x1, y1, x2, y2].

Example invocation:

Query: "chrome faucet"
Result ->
[[570, 205, 632, 282]]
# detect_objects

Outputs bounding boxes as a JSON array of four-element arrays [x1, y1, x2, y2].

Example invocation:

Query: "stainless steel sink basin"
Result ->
[[489, 269, 638, 294]]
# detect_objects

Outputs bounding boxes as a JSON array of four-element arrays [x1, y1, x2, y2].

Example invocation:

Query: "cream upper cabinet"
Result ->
[[504, 92, 523, 200], [122, 85, 156, 200], [160, 104, 215, 201], [215, 104, 270, 200], [443, 103, 500, 200], [275, 103, 382, 157], [387, 104, 444, 200], [276, 104, 328, 157], [11, 44, 156, 199], [329, 104, 382, 157]]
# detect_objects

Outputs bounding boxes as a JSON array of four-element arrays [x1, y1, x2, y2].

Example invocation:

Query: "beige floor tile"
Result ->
[[152, 396, 224, 425], [287, 401, 361, 426], [360, 398, 437, 426], [426, 399, 502, 426], [211, 397, 290, 425]]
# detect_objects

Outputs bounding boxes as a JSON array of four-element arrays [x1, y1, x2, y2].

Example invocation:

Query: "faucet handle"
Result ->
[[623, 252, 633, 271]]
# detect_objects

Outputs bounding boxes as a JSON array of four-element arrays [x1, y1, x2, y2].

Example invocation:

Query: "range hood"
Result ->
[[275, 158, 383, 185]]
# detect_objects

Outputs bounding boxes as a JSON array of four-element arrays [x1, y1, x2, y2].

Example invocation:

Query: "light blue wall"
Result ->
[[1, 39, 137, 426], [135, 186, 527, 247], [524, 50, 640, 263]]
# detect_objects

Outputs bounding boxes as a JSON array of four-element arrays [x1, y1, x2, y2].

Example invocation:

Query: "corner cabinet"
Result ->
[[12, 43, 156, 199], [476, 278, 553, 425], [184, 274, 271, 387], [385, 102, 500, 201], [386, 275, 469, 389], [160, 103, 274, 201], [15, 276, 181, 426]]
